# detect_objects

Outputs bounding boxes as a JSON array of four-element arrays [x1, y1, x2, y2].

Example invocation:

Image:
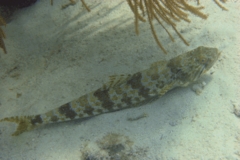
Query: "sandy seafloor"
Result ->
[[0, 0, 239, 159]]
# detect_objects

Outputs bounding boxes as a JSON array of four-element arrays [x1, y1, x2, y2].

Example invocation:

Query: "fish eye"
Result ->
[[200, 58, 207, 64]]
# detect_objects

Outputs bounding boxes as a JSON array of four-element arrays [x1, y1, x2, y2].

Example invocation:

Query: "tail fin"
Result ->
[[0, 116, 36, 136]]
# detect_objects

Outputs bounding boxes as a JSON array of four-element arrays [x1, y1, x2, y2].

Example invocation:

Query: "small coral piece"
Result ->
[[233, 104, 240, 118]]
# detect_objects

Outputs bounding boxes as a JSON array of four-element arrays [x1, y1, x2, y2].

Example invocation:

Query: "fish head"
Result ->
[[168, 46, 220, 86]]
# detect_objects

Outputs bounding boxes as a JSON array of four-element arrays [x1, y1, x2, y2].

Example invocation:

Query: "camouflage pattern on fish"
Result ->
[[0, 46, 220, 136]]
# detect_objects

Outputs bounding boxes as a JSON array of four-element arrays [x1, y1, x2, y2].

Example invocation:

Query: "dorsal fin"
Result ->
[[147, 81, 175, 98], [103, 74, 132, 89], [150, 60, 167, 68]]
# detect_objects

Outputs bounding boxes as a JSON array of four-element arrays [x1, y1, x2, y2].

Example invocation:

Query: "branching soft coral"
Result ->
[[0, 0, 227, 54], [126, 0, 227, 54], [0, 15, 7, 54]]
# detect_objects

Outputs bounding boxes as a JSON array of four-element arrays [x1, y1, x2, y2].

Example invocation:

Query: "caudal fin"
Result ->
[[0, 116, 36, 136]]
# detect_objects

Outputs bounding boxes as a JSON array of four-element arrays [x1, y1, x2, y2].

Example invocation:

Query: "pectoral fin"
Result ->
[[156, 82, 175, 97]]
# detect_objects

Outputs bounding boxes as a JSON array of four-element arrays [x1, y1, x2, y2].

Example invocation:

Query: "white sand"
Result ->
[[0, 0, 239, 159]]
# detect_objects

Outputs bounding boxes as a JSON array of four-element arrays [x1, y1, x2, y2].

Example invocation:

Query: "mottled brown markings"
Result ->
[[147, 67, 160, 81], [142, 76, 148, 82], [117, 104, 122, 108], [83, 106, 95, 116], [127, 72, 142, 89], [151, 74, 159, 80], [31, 115, 43, 125], [112, 95, 118, 101], [147, 82, 154, 86], [95, 102, 101, 106], [134, 97, 140, 102], [138, 87, 150, 99], [127, 72, 151, 99], [50, 115, 59, 122], [129, 90, 137, 95], [121, 96, 132, 106], [78, 95, 89, 107], [123, 85, 130, 90], [76, 108, 82, 112], [156, 81, 164, 88], [138, 86, 150, 99], [94, 88, 114, 111], [96, 109, 103, 113], [78, 113, 84, 117], [58, 103, 77, 119], [115, 87, 123, 95]]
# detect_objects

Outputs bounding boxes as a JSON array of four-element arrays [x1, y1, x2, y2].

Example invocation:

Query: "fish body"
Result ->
[[0, 46, 220, 136]]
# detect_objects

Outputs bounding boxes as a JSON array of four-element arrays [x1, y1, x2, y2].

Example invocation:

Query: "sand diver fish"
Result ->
[[0, 46, 220, 136]]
